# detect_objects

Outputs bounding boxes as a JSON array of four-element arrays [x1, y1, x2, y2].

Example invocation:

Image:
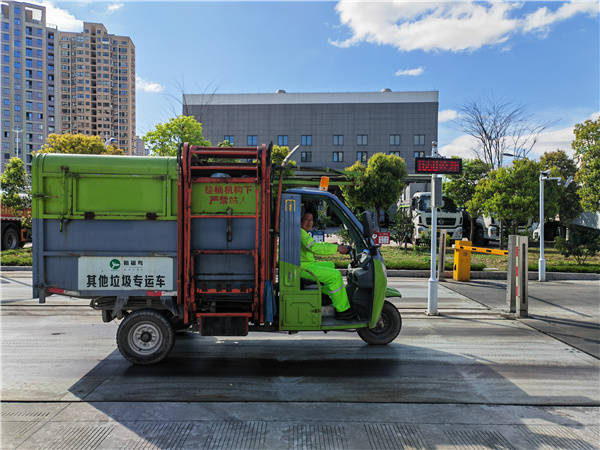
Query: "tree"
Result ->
[[217, 139, 233, 147], [271, 145, 295, 177], [389, 208, 414, 252], [458, 99, 548, 169], [470, 158, 560, 235], [38, 134, 125, 155], [1, 157, 31, 225], [540, 150, 581, 226], [341, 153, 408, 229], [143, 115, 210, 156], [572, 118, 600, 212], [443, 158, 490, 241]]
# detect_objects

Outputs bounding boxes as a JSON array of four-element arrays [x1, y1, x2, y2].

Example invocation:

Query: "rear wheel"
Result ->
[[117, 309, 175, 365], [2, 226, 20, 250], [358, 301, 402, 345]]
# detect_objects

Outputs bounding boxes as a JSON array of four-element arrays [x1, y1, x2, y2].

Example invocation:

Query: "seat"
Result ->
[[300, 278, 320, 290]]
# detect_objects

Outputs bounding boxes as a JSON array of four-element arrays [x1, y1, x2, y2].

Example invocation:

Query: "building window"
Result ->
[[301, 135, 312, 146], [247, 135, 257, 146], [389, 134, 401, 146], [413, 151, 425, 158], [277, 135, 288, 146], [357, 135, 368, 146], [223, 135, 234, 145], [300, 151, 312, 163], [413, 134, 425, 146], [357, 151, 368, 163], [389, 151, 401, 157], [333, 135, 343, 146], [332, 151, 344, 162]]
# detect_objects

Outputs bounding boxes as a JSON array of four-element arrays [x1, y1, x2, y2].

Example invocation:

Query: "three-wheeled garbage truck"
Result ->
[[32, 144, 402, 364]]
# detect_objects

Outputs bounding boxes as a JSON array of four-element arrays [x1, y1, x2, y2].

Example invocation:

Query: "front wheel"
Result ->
[[117, 309, 175, 365], [358, 301, 402, 345]]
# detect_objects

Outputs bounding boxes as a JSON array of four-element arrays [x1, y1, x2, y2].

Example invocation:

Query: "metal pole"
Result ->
[[428, 173, 438, 315], [538, 173, 546, 281]]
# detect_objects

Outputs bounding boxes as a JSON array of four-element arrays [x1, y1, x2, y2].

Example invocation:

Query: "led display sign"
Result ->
[[415, 157, 462, 174]]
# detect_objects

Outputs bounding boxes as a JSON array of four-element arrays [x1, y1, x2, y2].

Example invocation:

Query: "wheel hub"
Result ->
[[128, 322, 163, 355]]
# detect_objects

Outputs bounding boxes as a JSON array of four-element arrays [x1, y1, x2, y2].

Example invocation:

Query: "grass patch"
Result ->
[[1, 248, 32, 266], [318, 244, 600, 273]]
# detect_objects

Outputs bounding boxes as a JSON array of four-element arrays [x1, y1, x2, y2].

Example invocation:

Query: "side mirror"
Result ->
[[360, 211, 373, 239]]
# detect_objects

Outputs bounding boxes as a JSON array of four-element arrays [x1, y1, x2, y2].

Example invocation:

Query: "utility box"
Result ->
[[453, 240, 471, 281]]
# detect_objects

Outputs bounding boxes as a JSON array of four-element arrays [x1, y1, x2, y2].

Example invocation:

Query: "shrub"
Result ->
[[555, 226, 600, 265]]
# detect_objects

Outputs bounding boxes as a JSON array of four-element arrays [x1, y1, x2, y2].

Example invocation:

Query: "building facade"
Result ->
[[57, 22, 135, 155], [183, 90, 438, 173], [1, 3, 136, 172], [1, 1, 55, 172]]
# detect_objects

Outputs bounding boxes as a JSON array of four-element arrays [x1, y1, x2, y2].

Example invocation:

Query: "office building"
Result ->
[[183, 89, 438, 173]]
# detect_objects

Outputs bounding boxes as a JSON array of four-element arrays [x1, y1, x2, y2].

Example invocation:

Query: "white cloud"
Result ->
[[136, 75, 164, 94], [107, 3, 124, 13], [439, 109, 458, 123], [331, 1, 600, 53], [31, 1, 83, 31], [395, 66, 424, 76], [439, 111, 600, 160]]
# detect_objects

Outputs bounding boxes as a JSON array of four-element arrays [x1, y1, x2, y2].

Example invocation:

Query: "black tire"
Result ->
[[116, 309, 175, 365], [2, 226, 20, 250], [358, 301, 402, 345]]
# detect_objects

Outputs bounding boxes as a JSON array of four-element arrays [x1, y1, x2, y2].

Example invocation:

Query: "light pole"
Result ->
[[538, 170, 561, 281], [13, 127, 22, 159], [427, 141, 439, 315]]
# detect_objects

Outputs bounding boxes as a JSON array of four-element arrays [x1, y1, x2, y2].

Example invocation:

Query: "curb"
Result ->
[[1, 266, 32, 271], [1, 266, 598, 281]]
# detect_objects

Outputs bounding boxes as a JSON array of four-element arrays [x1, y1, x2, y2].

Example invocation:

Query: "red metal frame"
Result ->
[[178, 144, 273, 327]]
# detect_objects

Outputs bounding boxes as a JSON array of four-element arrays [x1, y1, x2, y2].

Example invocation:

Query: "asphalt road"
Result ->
[[1, 272, 599, 449], [441, 278, 600, 358]]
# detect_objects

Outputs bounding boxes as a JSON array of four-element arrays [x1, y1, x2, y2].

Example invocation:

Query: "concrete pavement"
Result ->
[[1, 273, 599, 449]]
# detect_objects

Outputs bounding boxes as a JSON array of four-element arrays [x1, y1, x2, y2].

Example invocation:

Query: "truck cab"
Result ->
[[278, 188, 389, 333], [408, 192, 462, 242]]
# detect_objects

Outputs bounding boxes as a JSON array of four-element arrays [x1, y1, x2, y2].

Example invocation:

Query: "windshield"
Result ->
[[418, 195, 458, 213]]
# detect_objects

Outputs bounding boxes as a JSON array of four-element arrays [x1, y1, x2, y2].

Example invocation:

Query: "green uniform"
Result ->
[[300, 229, 351, 312]]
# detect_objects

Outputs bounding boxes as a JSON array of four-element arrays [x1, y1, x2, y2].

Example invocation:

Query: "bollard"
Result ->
[[453, 239, 471, 281], [515, 235, 529, 317], [505, 235, 517, 314], [437, 231, 447, 280]]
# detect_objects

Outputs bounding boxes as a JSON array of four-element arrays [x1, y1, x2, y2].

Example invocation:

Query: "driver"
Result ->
[[300, 212, 359, 321]]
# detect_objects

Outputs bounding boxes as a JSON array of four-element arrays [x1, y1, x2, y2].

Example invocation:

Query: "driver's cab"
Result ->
[[278, 188, 388, 331]]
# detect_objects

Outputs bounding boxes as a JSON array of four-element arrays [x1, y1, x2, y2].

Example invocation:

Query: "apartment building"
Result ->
[[1, 1, 56, 172], [57, 22, 135, 154], [184, 90, 438, 173], [1, 3, 136, 172]]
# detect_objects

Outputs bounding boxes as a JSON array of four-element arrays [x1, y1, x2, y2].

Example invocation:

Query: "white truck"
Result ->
[[404, 192, 463, 243], [473, 216, 499, 245]]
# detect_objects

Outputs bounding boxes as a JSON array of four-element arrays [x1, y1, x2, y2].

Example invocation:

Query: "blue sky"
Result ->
[[46, 1, 599, 158]]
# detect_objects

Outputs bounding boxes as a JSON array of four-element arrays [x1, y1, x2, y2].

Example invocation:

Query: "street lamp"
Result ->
[[538, 170, 562, 281]]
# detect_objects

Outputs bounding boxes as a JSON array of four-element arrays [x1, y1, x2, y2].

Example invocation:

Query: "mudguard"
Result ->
[[385, 286, 402, 298]]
